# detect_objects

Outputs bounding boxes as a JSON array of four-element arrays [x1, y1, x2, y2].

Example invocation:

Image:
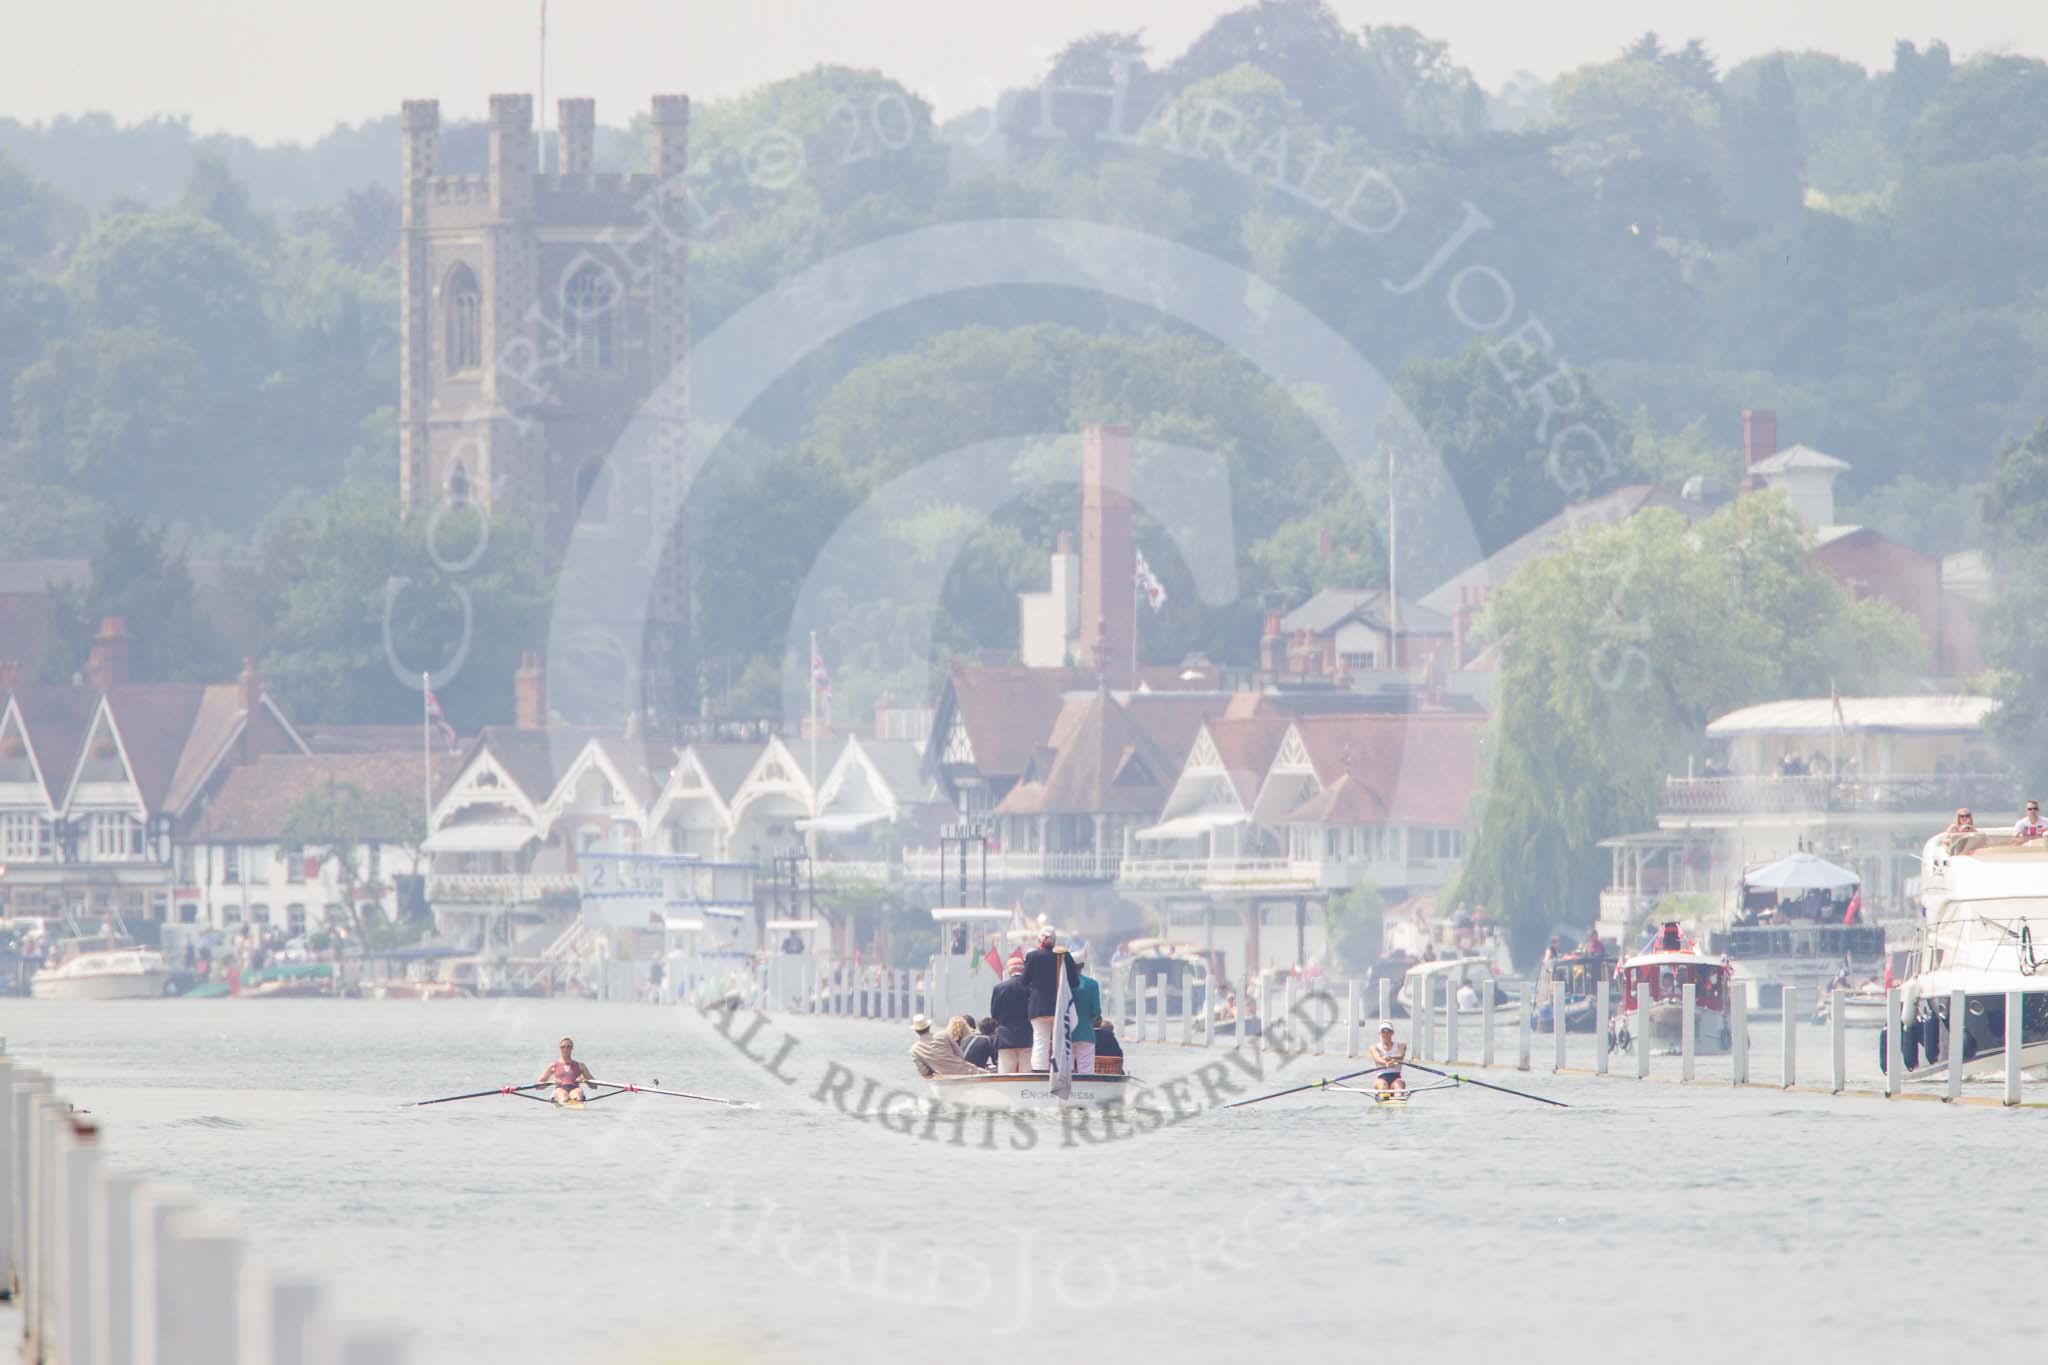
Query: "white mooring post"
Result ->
[[61, 1127, 99, 1365], [2005, 990, 2023, 1107], [0, 1054, 13, 1294], [133, 1186, 194, 1365], [1413, 978, 1429, 1062], [1731, 985, 1749, 1085], [1830, 989, 1847, 1094], [1181, 976, 1194, 1046], [1446, 982, 1461, 1063], [160, 1212, 246, 1365], [1248, 976, 1261, 1054], [1593, 981, 1610, 1077], [1378, 978, 1393, 1040], [269, 1281, 326, 1365], [1680, 982, 1696, 1082], [1482, 979, 1496, 1067], [1885, 987, 1904, 1098], [93, 1173, 143, 1365], [1946, 987, 1967, 1102], [1516, 990, 1531, 1071], [1348, 980, 1362, 1059], [1781, 987, 1798, 1088], [1551, 977, 1567, 1073], [1634, 982, 1650, 1079], [1285, 978, 1301, 1052]]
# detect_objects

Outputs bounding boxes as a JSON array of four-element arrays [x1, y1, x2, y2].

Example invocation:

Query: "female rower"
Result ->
[[539, 1036, 595, 1103]]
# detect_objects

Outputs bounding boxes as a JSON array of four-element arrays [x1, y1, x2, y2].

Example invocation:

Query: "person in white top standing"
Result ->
[[2017, 799, 2047, 841], [1369, 1021, 1407, 1096]]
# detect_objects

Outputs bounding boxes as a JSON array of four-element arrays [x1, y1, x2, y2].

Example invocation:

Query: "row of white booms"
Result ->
[[1, 1047, 406, 1365]]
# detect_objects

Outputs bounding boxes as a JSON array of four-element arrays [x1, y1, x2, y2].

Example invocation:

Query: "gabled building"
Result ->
[[178, 751, 456, 933], [0, 637, 307, 923], [648, 740, 762, 857]]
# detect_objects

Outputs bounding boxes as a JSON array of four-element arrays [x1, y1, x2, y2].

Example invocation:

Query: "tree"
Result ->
[[40, 517, 234, 683], [237, 479, 551, 727], [1905, 55, 2048, 169], [278, 779, 426, 943], [1981, 421, 2048, 791], [9, 326, 211, 516], [1723, 55, 1805, 229], [0, 248, 67, 429], [1391, 340, 1633, 556], [1881, 40, 1952, 153], [68, 211, 267, 368], [1453, 495, 1923, 963]]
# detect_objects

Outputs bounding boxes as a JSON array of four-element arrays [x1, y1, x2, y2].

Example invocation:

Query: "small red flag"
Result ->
[[983, 947, 1003, 977]]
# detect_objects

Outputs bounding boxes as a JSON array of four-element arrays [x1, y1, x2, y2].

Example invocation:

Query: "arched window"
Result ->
[[448, 461, 470, 508], [444, 264, 482, 374], [562, 263, 616, 370]]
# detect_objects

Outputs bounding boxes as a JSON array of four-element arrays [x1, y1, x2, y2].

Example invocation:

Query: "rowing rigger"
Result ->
[[1224, 1060, 1568, 1109], [410, 1079, 750, 1108]]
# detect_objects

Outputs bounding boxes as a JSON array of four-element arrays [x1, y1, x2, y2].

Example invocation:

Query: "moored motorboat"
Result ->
[[30, 940, 174, 1001], [1608, 924, 1732, 1054], [924, 1070, 1131, 1110], [1884, 828, 2048, 1078]]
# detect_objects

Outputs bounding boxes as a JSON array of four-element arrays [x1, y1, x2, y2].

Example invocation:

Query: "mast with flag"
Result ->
[[1049, 948, 1076, 1100], [1133, 548, 1167, 681], [808, 633, 831, 821]]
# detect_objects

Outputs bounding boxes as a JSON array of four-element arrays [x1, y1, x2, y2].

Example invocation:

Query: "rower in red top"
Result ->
[[538, 1036, 594, 1103]]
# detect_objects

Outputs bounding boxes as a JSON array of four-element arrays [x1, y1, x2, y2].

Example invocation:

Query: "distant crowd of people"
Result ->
[[909, 929, 1124, 1079]]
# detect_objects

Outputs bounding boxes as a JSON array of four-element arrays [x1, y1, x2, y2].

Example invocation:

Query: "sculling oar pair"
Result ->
[[1223, 1060, 1568, 1109], [408, 1079, 749, 1108]]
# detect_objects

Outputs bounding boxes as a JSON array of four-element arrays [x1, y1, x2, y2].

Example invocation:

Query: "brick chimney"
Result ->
[[1742, 409, 1777, 482], [1077, 424, 1135, 688], [514, 652, 548, 730], [86, 617, 132, 691], [1259, 592, 1287, 674], [236, 657, 263, 712]]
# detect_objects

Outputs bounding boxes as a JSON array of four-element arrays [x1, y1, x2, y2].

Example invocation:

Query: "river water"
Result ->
[[3, 998, 2044, 1365]]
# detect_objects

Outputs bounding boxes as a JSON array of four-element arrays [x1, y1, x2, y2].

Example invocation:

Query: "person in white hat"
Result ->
[[908, 1012, 982, 1078], [1369, 1020, 1407, 1096]]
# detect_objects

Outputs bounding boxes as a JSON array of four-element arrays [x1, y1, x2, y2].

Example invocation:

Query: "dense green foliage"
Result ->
[[1453, 496, 1925, 962], [1981, 420, 2048, 793], [2, 2, 2046, 735]]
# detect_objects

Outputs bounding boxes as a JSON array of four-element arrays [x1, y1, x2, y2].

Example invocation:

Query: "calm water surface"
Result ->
[[2, 999, 2043, 1365]]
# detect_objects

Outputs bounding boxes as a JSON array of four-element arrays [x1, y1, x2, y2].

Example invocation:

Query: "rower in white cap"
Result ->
[[1369, 1020, 1407, 1097]]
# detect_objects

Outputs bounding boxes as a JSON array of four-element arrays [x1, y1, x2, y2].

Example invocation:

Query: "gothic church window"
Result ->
[[444, 264, 482, 374], [563, 264, 616, 370]]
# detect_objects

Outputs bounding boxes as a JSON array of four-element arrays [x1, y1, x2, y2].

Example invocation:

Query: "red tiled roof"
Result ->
[[4, 686, 93, 807], [942, 665, 1225, 781], [1204, 715, 1292, 807], [995, 691, 1179, 816], [100, 685, 210, 810], [1282, 713, 1484, 826], [187, 751, 460, 842]]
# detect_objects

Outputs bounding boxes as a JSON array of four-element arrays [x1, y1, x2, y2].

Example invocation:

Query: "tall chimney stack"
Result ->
[[86, 618, 132, 691], [1742, 409, 1778, 481], [515, 652, 548, 730], [557, 97, 595, 176], [1077, 424, 1135, 688]]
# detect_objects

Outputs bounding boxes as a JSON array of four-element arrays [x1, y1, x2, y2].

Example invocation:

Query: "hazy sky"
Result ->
[[5, 1, 2044, 142]]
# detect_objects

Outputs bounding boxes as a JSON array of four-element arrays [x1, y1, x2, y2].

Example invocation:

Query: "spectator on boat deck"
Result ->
[[1093, 1018, 1124, 1073], [1456, 980, 1481, 1011], [2018, 801, 2047, 841], [1023, 929, 1064, 1070], [1944, 808, 1978, 851], [908, 1014, 983, 1078], [945, 1015, 975, 1052], [781, 930, 804, 954], [1585, 927, 1606, 957], [963, 1017, 998, 1069], [1068, 944, 1101, 1077], [991, 954, 1033, 1074]]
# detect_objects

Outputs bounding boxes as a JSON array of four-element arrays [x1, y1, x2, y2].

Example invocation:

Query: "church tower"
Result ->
[[398, 93, 691, 715]]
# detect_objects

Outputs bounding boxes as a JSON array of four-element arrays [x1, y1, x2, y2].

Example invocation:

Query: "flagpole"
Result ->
[[1130, 559, 1139, 686], [421, 671, 432, 834], [807, 631, 818, 821]]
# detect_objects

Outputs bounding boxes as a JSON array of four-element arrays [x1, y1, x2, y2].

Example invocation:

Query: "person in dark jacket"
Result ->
[[990, 952, 1034, 1073], [1021, 928, 1063, 1070], [1092, 1017, 1124, 1074], [963, 1016, 998, 1070]]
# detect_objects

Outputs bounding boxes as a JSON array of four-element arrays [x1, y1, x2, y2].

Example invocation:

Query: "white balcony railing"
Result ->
[[427, 872, 579, 905], [901, 848, 1123, 883]]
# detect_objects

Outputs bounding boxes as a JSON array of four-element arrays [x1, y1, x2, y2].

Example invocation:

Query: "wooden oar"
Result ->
[[1222, 1065, 1385, 1109], [1402, 1060, 1569, 1108], [410, 1083, 552, 1107]]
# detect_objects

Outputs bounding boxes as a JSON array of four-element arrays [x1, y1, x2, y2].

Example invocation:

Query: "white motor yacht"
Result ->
[[1887, 828, 2048, 1077], [30, 941, 174, 1001]]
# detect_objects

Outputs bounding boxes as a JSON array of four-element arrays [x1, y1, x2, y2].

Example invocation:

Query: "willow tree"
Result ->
[[1453, 494, 1923, 964]]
